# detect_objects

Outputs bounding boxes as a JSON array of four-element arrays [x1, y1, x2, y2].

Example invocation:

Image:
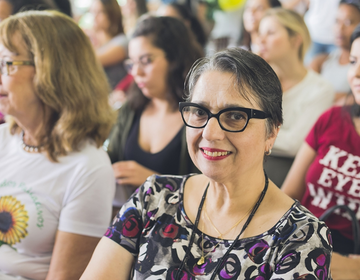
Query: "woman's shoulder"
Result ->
[[132, 174, 194, 210], [314, 106, 348, 128], [109, 33, 128, 46], [60, 140, 112, 171], [140, 174, 193, 197], [273, 201, 331, 245], [285, 70, 334, 100], [305, 70, 334, 92]]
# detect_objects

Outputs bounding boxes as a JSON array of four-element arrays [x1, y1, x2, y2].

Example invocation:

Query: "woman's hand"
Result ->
[[109, 90, 127, 110], [331, 252, 360, 280], [112, 160, 158, 186]]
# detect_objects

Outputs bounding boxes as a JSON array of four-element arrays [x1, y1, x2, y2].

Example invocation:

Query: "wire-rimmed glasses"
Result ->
[[0, 60, 34, 76]]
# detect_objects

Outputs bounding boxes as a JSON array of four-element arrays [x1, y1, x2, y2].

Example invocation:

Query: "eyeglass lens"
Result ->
[[181, 105, 248, 131], [0, 61, 8, 75]]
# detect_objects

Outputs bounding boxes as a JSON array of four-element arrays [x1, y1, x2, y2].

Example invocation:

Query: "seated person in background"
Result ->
[[282, 24, 360, 280], [2, 0, 57, 15], [0, 10, 115, 280], [121, 0, 148, 35], [81, 47, 332, 280], [310, 0, 360, 105], [106, 16, 203, 212], [157, 3, 207, 49], [240, 0, 281, 54], [279, 0, 308, 15], [89, 0, 128, 90], [259, 8, 335, 186]]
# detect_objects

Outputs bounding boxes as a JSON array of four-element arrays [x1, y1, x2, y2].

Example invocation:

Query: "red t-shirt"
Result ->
[[302, 106, 360, 240]]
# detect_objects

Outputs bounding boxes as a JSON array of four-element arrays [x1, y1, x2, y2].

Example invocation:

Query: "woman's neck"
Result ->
[[339, 47, 350, 65], [16, 107, 50, 146], [353, 115, 360, 136], [250, 32, 260, 53], [204, 167, 266, 216], [147, 96, 177, 115], [270, 58, 307, 92]]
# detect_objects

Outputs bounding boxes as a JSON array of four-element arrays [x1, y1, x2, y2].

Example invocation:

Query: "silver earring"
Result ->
[[265, 149, 272, 156]]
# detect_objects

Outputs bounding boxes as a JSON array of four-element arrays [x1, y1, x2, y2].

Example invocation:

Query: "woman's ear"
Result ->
[[266, 125, 280, 151]]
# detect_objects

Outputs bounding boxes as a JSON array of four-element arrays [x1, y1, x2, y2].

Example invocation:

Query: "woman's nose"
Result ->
[[202, 117, 225, 141], [354, 63, 360, 78], [131, 63, 144, 77]]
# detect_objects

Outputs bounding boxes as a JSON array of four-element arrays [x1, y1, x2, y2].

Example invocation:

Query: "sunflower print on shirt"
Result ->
[[0, 196, 29, 246]]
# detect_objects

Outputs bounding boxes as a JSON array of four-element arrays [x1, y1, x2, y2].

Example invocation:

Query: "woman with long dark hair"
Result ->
[[106, 16, 203, 212]]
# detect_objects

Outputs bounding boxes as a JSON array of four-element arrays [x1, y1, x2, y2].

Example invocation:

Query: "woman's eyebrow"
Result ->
[[223, 103, 244, 108], [191, 101, 247, 109]]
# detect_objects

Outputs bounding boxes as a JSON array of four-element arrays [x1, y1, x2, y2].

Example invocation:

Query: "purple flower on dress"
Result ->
[[305, 248, 330, 280], [245, 239, 269, 264], [275, 250, 301, 274]]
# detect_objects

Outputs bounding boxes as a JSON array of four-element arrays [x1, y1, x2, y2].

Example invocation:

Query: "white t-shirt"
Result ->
[[0, 124, 115, 280], [280, 0, 308, 15], [304, 0, 340, 44], [273, 70, 335, 157]]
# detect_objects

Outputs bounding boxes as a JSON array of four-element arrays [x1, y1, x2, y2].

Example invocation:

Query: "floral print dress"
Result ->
[[105, 174, 332, 280]]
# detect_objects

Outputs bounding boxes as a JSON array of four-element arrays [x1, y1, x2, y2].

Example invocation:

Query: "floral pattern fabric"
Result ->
[[105, 175, 332, 280]]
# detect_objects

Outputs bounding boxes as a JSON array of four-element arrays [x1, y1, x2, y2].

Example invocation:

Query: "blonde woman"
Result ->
[[0, 11, 115, 280], [258, 8, 335, 185]]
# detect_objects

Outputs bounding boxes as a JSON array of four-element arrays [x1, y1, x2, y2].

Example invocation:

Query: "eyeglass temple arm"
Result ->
[[252, 109, 270, 119]]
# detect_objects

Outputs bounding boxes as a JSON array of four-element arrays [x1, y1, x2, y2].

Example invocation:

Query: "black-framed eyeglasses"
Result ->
[[0, 60, 34, 76], [179, 102, 271, 132]]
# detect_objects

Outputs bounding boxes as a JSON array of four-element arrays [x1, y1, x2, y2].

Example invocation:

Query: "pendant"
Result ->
[[197, 256, 205, 265]]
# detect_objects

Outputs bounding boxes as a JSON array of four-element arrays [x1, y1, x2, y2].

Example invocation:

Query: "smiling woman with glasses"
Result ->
[[82, 48, 332, 280]]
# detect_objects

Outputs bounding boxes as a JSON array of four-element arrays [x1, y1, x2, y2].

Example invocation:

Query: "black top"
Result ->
[[124, 114, 182, 175]]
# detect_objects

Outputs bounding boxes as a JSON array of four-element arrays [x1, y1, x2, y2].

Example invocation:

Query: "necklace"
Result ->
[[197, 220, 221, 266], [204, 199, 252, 239], [21, 131, 43, 153], [197, 196, 254, 266], [175, 171, 269, 280]]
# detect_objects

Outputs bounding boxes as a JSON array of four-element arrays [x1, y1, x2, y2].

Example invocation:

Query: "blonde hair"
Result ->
[[264, 8, 311, 62], [0, 10, 115, 161]]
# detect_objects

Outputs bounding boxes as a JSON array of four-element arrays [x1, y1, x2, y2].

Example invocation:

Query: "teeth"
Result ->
[[203, 150, 230, 157]]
